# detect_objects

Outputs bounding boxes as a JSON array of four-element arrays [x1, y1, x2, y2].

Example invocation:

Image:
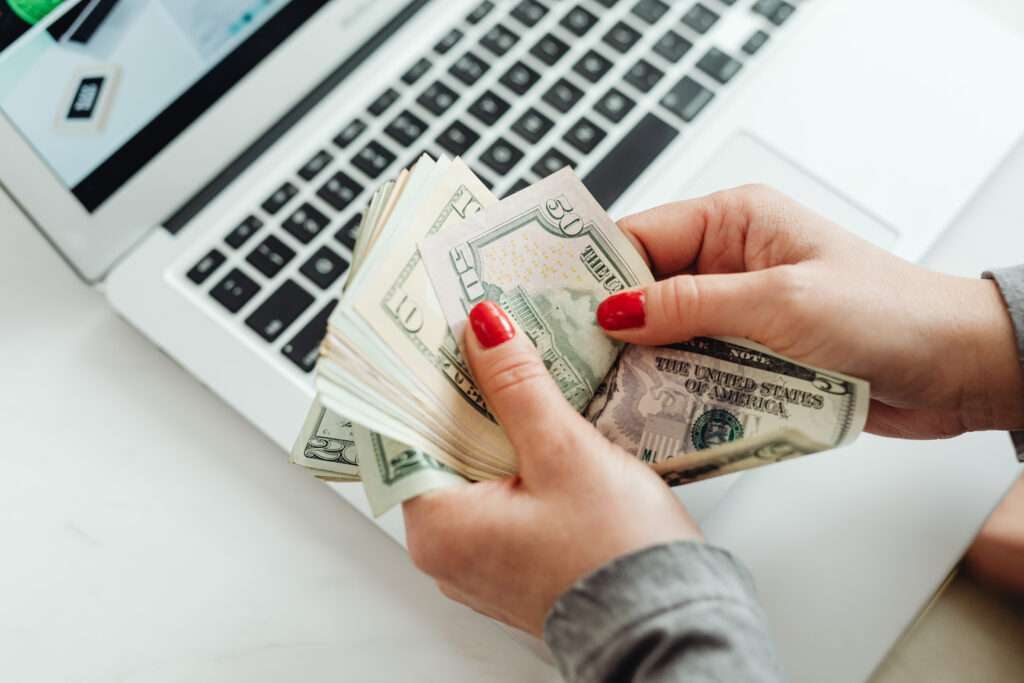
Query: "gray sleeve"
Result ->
[[543, 542, 783, 683], [983, 266, 1024, 461]]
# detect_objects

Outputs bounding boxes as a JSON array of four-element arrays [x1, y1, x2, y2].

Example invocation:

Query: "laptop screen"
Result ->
[[0, 0, 329, 212]]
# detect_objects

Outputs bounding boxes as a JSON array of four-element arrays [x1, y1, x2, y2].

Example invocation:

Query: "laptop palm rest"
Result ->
[[684, 132, 899, 250]]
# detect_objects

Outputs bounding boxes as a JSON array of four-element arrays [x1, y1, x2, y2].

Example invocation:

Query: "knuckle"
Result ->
[[768, 265, 813, 313], [482, 349, 550, 402], [405, 504, 453, 576], [658, 275, 699, 336], [703, 185, 782, 241], [736, 182, 781, 205], [730, 184, 783, 226], [407, 531, 443, 575], [437, 582, 462, 602]]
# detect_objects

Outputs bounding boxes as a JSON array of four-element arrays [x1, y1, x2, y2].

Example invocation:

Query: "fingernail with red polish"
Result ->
[[469, 301, 516, 348], [597, 291, 646, 331]]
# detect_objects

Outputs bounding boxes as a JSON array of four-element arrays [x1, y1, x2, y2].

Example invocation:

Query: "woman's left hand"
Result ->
[[402, 301, 702, 637]]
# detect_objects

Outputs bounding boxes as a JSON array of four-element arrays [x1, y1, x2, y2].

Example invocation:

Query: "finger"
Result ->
[[596, 267, 794, 346], [403, 488, 465, 579], [864, 400, 968, 440], [436, 581, 521, 630], [403, 478, 519, 579], [618, 184, 815, 278], [463, 301, 594, 468]]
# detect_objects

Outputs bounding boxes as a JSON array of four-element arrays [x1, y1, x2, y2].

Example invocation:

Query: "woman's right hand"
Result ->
[[599, 185, 1024, 440]]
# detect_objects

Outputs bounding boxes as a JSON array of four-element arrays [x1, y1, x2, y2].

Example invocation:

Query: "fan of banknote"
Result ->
[[291, 156, 870, 515]]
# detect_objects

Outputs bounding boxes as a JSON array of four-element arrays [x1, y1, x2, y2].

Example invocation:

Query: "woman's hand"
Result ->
[[599, 185, 1024, 439], [403, 301, 701, 637]]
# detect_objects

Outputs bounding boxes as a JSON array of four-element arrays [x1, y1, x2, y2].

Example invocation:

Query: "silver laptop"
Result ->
[[2, 0, 1024, 537]]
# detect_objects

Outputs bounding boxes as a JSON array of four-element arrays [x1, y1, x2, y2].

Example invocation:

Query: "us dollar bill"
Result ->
[[290, 161, 872, 516], [290, 398, 361, 481], [419, 167, 654, 412], [352, 423, 468, 516], [587, 339, 870, 483]]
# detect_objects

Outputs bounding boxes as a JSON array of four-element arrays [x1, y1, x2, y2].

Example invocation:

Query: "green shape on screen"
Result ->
[[6, 0, 64, 26]]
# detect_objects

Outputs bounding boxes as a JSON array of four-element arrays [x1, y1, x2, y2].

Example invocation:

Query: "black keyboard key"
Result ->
[[353, 141, 397, 180], [533, 148, 575, 178], [500, 61, 540, 95], [654, 30, 693, 63], [512, 0, 547, 27], [261, 182, 298, 215], [531, 33, 569, 66], [742, 30, 770, 55], [481, 23, 519, 57], [504, 178, 531, 197], [543, 78, 584, 114], [417, 80, 459, 116], [564, 116, 607, 155], [480, 138, 525, 176], [334, 119, 367, 149], [661, 75, 714, 122], [561, 5, 599, 37], [225, 215, 263, 249], [283, 202, 330, 244], [435, 28, 464, 55], [385, 110, 428, 147], [696, 47, 741, 84], [682, 3, 719, 34], [402, 57, 432, 85], [632, 0, 669, 24], [211, 269, 260, 314], [594, 0, 620, 6], [436, 120, 480, 156], [318, 172, 363, 212], [247, 235, 295, 278], [603, 21, 642, 53], [573, 49, 613, 83], [752, 0, 795, 26], [187, 249, 225, 285], [298, 149, 334, 182], [336, 213, 362, 251], [595, 87, 636, 124], [511, 107, 554, 144], [469, 90, 510, 126], [466, 1, 495, 24], [471, 166, 495, 190], [584, 113, 678, 208], [368, 87, 400, 117], [245, 280, 314, 342], [624, 59, 664, 93], [449, 51, 490, 86], [301, 246, 350, 290], [283, 301, 338, 373]]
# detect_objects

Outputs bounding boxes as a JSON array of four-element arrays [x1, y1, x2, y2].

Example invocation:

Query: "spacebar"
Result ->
[[583, 113, 679, 209]]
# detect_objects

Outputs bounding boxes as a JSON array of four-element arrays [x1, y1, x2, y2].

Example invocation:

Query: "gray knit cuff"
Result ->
[[543, 541, 762, 682], [983, 268, 1024, 462]]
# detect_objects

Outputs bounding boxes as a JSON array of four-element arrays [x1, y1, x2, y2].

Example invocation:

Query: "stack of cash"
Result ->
[[292, 156, 870, 514]]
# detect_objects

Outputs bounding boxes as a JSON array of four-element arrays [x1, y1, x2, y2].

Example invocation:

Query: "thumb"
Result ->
[[596, 268, 791, 346], [464, 301, 592, 470]]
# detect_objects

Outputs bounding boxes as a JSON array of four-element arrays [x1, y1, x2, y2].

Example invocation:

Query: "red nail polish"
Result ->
[[597, 291, 646, 331], [469, 301, 516, 348]]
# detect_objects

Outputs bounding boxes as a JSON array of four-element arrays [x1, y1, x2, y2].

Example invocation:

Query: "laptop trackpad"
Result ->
[[684, 133, 898, 250]]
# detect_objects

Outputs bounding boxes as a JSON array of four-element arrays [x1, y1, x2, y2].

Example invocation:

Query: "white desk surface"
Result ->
[[3, 2, 1024, 681]]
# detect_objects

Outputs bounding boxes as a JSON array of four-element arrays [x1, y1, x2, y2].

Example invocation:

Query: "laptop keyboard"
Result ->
[[183, 0, 800, 376]]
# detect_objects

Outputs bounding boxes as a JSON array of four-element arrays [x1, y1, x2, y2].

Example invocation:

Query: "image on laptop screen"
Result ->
[[0, 0, 322, 212]]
